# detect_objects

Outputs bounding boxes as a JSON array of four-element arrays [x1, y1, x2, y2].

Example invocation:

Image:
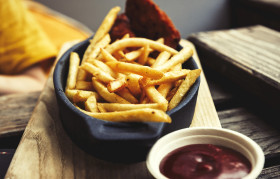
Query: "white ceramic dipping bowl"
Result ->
[[146, 127, 265, 179]]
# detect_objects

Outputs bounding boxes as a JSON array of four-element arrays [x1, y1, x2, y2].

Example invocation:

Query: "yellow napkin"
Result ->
[[0, 0, 57, 74]]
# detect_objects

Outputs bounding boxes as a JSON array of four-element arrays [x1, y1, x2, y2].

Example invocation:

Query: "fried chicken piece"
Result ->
[[125, 0, 181, 49], [109, 13, 135, 42]]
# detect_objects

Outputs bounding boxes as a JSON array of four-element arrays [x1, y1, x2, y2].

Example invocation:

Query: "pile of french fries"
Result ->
[[65, 6, 201, 123]]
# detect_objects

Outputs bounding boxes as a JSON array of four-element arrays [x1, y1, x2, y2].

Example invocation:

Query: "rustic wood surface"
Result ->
[[188, 25, 280, 109], [4, 40, 220, 179], [0, 92, 40, 138]]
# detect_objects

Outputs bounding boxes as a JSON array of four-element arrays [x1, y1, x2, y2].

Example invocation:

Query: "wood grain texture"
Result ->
[[188, 25, 280, 109], [0, 92, 40, 138], [180, 40, 221, 128], [219, 107, 280, 155], [258, 165, 280, 179], [5, 40, 220, 178]]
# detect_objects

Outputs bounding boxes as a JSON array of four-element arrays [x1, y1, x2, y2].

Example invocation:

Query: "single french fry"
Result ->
[[105, 38, 178, 55], [107, 76, 127, 92], [92, 77, 130, 104], [76, 81, 93, 91], [166, 79, 183, 101], [124, 48, 144, 62], [107, 61, 164, 79], [66, 52, 80, 90], [116, 88, 138, 104], [98, 103, 163, 112], [140, 69, 190, 87], [100, 48, 118, 62], [121, 33, 130, 39], [125, 74, 142, 97], [65, 89, 78, 101], [168, 69, 201, 110], [86, 34, 111, 61], [81, 62, 115, 83], [113, 50, 126, 60], [155, 47, 193, 72], [151, 51, 171, 68], [85, 95, 99, 112], [81, 108, 171, 123], [144, 86, 168, 111], [88, 59, 118, 78], [147, 57, 156, 66], [76, 69, 91, 82], [97, 103, 107, 113], [138, 44, 150, 65], [72, 90, 100, 103], [157, 83, 173, 98], [90, 6, 120, 46], [156, 37, 164, 44]]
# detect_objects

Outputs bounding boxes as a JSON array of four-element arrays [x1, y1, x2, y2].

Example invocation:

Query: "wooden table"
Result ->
[[1, 38, 280, 178]]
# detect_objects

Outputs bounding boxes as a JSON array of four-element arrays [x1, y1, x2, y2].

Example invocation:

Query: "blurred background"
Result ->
[[34, 0, 231, 38]]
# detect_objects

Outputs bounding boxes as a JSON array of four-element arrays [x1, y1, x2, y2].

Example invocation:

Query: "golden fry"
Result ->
[[66, 52, 80, 90], [124, 48, 144, 62], [144, 86, 168, 111], [98, 103, 163, 112], [81, 108, 171, 123], [106, 38, 178, 55], [90, 6, 120, 46], [168, 69, 201, 110], [138, 44, 150, 65], [151, 51, 171, 68], [107, 61, 164, 79], [107, 76, 127, 92], [85, 95, 99, 112], [100, 48, 118, 62], [140, 69, 190, 87], [81, 62, 115, 83], [86, 34, 111, 61], [97, 103, 107, 113], [92, 77, 130, 104], [125, 74, 142, 97], [155, 47, 193, 72], [75, 81, 93, 91], [157, 83, 173, 98], [72, 90, 100, 103], [116, 88, 138, 104], [88, 59, 118, 78]]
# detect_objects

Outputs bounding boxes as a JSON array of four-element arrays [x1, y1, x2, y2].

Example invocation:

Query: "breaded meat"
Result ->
[[125, 0, 180, 49], [109, 13, 135, 42]]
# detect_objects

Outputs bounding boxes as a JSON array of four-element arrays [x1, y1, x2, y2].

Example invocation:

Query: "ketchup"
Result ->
[[159, 144, 251, 179]]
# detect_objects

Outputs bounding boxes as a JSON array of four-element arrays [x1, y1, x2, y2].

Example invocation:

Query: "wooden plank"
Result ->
[[0, 92, 40, 138], [219, 107, 280, 156], [180, 40, 221, 128], [258, 165, 280, 179], [188, 25, 280, 109], [5, 40, 220, 178]]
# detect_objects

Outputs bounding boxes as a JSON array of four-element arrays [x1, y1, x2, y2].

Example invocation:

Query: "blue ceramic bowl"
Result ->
[[53, 37, 200, 163]]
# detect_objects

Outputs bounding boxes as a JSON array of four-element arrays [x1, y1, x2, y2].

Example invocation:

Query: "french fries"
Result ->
[[64, 6, 200, 123], [65, 52, 80, 90]]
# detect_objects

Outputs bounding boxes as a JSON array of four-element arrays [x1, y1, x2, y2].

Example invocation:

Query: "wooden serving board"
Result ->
[[188, 25, 280, 109], [5, 40, 220, 179]]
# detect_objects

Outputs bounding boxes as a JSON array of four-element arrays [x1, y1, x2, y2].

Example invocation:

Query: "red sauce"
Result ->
[[159, 144, 251, 179]]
